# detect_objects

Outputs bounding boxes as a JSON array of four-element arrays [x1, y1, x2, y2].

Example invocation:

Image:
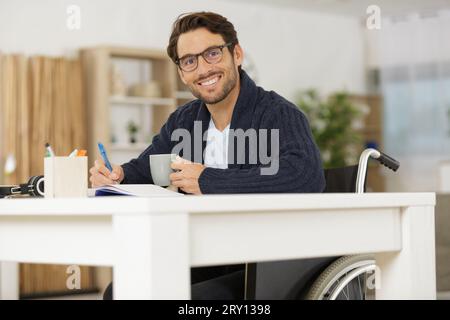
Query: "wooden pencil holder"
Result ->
[[44, 156, 88, 198]]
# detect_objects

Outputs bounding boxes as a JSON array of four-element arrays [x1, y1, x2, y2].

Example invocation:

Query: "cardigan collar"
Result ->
[[195, 69, 259, 164], [196, 69, 258, 130]]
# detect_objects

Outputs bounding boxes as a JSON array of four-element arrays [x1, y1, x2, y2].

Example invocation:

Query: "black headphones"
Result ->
[[0, 175, 45, 198]]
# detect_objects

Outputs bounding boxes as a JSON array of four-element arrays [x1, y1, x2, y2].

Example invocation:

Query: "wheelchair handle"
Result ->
[[355, 148, 400, 193], [377, 151, 400, 172]]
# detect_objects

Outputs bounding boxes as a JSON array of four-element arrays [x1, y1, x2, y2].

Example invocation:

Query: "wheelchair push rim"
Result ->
[[306, 254, 376, 300]]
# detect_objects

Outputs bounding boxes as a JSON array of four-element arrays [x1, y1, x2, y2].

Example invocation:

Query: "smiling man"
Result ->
[[90, 12, 325, 300]]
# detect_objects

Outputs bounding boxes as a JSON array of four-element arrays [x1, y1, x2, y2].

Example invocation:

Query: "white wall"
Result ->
[[0, 0, 366, 100], [365, 12, 450, 192]]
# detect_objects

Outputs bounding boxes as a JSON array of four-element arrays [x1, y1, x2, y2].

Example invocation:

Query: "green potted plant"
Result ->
[[296, 89, 365, 168], [127, 120, 139, 144]]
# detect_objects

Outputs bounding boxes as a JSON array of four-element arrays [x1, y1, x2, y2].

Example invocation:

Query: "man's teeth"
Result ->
[[200, 76, 219, 86]]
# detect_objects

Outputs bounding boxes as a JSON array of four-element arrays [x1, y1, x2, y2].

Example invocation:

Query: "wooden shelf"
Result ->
[[81, 45, 178, 170], [107, 46, 168, 60], [110, 95, 175, 106], [360, 125, 380, 132], [110, 142, 149, 151], [349, 94, 384, 192], [175, 91, 195, 100]]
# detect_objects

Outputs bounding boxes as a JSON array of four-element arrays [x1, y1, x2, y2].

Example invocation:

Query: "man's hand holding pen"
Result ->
[[89, 159, 124, 187]]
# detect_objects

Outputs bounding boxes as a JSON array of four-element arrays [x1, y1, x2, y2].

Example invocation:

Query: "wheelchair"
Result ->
[[102, 148, 400, 300], [245, 148, 400, 300]]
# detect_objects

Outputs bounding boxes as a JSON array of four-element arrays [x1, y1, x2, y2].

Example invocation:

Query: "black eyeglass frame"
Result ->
[[175, 42, 234, 72]]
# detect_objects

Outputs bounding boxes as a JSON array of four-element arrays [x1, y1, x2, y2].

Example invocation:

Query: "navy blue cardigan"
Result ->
[[121, 70, 325, 194]]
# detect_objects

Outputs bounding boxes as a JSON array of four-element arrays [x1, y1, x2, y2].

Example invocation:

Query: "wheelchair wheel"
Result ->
[[305, 254, 376, 300]]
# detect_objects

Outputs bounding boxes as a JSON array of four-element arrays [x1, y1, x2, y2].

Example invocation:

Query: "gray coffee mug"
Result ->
[[149, 154, 177, 186]]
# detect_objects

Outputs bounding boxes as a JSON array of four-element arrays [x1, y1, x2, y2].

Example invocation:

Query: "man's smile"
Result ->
[[197, 74, 222, 88]]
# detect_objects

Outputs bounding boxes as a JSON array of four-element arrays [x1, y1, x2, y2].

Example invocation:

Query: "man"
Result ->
[[90, 12, 325, 299]]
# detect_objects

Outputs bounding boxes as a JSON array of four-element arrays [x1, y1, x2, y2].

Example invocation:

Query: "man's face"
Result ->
[[177, 28, 243, 105]]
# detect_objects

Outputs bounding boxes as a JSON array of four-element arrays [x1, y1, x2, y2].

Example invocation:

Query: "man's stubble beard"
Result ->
[[189, 66, 238, 105]]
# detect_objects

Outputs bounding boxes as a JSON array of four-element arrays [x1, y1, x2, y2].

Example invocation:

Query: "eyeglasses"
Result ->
[[176, 43, 233, 72]]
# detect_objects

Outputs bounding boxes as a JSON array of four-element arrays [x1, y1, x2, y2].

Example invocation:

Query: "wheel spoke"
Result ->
[[310, 257, 375, 300], [346, 281, 350, 300], [357, 275, 362, 299]]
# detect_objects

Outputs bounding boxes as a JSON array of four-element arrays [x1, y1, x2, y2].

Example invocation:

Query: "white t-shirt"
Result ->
[[204, 118, 229, 169]]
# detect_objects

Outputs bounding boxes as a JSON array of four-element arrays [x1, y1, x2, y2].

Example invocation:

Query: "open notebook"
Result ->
[[91, 184, 180, 197]]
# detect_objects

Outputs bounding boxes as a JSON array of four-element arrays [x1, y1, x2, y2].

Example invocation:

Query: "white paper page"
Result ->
[[90, 184, 181, 197]]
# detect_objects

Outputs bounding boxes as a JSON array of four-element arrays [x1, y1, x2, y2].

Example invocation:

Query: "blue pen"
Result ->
[[97, 142, 113, 172]]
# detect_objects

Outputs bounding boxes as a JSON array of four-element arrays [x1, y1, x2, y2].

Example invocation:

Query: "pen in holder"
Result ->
[[44, 156, 88, 198]]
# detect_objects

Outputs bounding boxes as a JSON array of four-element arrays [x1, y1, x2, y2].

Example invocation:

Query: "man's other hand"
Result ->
[[170, 156, 205, 194]]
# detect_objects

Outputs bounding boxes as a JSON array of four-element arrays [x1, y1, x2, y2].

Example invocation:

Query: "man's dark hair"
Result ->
[[167, 12, 239, 65]]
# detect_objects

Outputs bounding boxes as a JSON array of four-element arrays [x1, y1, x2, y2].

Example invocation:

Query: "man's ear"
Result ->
[[233, 44, 244, 68], [177, 67, 187, 85]]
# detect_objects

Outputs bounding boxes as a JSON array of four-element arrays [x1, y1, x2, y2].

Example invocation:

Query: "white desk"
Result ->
[[0, 193, 436, 300]]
